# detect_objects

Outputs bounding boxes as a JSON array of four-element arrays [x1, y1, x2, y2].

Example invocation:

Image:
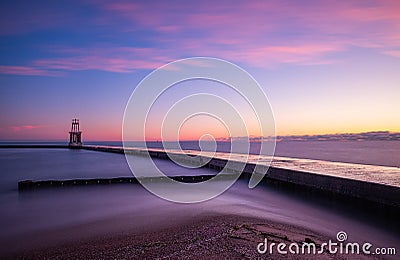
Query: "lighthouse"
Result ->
[[69, 118, 82, 147]]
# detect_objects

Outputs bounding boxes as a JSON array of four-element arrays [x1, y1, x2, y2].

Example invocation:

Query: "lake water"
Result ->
[[0, 141, 399, 255], [84, 140, 400, 167]]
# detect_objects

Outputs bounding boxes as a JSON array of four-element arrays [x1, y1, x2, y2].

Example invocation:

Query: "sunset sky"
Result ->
[[0, 0, 399, 141]]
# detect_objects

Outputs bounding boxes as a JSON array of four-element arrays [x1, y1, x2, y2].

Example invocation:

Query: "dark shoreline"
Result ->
[[3, 180, 398, 259], [7, 214, 361, 259]]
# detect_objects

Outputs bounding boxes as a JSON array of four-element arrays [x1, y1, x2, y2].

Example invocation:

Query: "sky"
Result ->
[[0, 0, 399, 141]]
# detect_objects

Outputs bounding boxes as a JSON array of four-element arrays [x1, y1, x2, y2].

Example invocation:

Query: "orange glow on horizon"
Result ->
[[2, 119, 398, 141]]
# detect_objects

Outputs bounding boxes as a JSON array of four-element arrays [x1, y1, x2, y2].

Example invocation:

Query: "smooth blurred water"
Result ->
[[83, 140, 400, 167], [3, 140, 398, 167], [0, 148, 225, 195], [0, 142, 399, 255]]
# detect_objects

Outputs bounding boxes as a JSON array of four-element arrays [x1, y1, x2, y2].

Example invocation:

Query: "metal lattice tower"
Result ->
[[69, 118, 82, 147]]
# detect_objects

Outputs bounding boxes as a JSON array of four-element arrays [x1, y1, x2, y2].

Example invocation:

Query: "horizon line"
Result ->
[[1, 130, 399, 142]]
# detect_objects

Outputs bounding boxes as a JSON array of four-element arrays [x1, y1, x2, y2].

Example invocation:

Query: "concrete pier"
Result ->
[[82, 145, 400, 208], [5, 144, 399, 208]]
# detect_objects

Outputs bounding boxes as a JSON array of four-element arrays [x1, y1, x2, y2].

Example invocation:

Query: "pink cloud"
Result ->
[[30, 41, 343, 74], [383, 50, 400, 58], [10, 125, 46, 132], [0, 66, 56, 76], [33, 47, 171, 73], [34, 57, 158, 73], [96, 0, 400, 62], [177, 40, 344, 67], [3, 1, 400, 75], [1, 46, 173, 75]]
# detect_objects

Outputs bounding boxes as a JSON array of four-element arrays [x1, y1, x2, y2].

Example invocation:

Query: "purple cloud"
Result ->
[[1, 1, 399, 75]]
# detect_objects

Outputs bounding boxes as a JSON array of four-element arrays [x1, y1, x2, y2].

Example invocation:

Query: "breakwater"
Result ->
[[17, 174, 224, 190]]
